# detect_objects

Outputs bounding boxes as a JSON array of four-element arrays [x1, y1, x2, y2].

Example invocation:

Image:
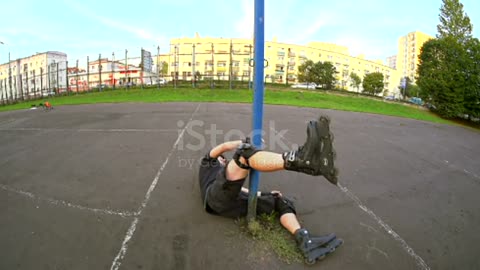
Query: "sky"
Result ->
[[1, 0, 479, 66]]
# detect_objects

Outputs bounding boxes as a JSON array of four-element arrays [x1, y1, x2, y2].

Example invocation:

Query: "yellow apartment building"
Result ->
[[0, 51, 67, 100], [397, 31, 433, 82], [160, 33, 401, 96]]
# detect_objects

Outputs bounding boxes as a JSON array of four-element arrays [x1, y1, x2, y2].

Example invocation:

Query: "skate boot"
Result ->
[[295, 228, 343, 265], [283, 115, 338, 185], [295, 228, 336, 254]]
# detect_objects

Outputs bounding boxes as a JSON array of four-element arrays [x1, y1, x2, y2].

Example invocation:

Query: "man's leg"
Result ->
[[233, 115, 338, 185], [280, 213, 301, 234], [226, 151, 283, 180]]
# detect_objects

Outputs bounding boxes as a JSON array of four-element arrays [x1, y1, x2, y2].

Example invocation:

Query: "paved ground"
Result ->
[[1, 102, 479, 270]]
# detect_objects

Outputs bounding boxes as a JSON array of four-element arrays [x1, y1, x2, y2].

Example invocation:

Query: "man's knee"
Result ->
[[275, 196, 296, 216], [232, 138, 261, 169]]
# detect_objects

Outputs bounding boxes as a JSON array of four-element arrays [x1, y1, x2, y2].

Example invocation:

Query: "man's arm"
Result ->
[[208, 140, 243, 158]]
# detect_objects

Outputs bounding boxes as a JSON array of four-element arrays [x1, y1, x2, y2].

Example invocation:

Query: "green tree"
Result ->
[[160, 62, 169, 75], [270, 75, 276, 83], [400, 76, 419, 98], [316, 61, 337, 89], [298, 60, 337, 89], [349, 72, 362, 93], [416, 0, 476, 118], [464, 38, 480, 119], [437, 0, 473, 44], [408, 84, 422, 98], [362, 72, 384, 95], [297, 60, 315, 85], [417, 38, 466, 118], [195, 71, 202, 81]]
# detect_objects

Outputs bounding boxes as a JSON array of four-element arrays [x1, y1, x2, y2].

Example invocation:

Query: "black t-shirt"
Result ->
[[198, 154, 224, 202]]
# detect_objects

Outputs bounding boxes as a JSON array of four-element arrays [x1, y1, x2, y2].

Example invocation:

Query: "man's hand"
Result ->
[[270, 190, 283, 197]]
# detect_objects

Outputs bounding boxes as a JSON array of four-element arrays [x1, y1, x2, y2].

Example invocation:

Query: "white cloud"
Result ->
[[65, 0, 166, 44], [288, 17, 330, 44], [235, 0, 254, 38], [334, 36, 394, 61]]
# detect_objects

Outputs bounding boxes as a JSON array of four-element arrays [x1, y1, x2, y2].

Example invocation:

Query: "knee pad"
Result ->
[[233, 138, 260, 169], [275, 196, 296, 215]]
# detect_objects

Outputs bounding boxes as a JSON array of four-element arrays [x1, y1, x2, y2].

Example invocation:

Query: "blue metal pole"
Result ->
[[247, 0, 265, 222]]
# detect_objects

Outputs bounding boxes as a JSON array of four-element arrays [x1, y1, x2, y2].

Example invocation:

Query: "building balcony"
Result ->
[[275, 70, 285, 75], [299, 55, 307, 59], [277, 51, 285, 56], [288, 52, 296, 57]]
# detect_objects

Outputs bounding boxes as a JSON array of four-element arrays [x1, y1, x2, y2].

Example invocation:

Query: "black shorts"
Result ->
[[204, 167, 277, 219]]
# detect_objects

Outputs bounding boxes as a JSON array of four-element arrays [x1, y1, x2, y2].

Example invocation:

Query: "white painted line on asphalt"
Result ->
[[338, 184, 430, 270], [78, 128, 178, 133], [110, 104, 201, 270], [0, 184, 136, 218], [463, 169, 480, 179], [443, 160, 480, 181], [0, 127, 178, 133], [271, 126, 430, 270]]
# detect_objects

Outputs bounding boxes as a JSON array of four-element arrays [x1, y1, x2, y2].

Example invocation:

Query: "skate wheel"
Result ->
[[320, 115, 331, 125], [305, 258, 316, 265], [330, 131, 335, 141], [333, 167, 339, 177], [331, 149, 337, 160]]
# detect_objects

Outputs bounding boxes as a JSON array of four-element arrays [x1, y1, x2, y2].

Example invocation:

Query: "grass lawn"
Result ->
[[0, 87, 453, 125]]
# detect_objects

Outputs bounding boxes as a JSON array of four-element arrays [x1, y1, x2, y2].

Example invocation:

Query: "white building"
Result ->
[[0, 51, 67, 101]]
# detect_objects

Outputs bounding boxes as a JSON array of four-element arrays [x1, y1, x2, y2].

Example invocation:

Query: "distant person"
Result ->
[[198, 116, 343, 264], [44, 101, 53, 111]]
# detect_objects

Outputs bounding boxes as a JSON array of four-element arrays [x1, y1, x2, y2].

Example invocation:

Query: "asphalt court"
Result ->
[[1, 102, 479, 270]]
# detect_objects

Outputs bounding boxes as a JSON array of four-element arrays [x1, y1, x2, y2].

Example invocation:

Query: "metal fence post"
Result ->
[[76, 60, 79, 93], [66, 61, 69, 94], [98, 54, 102, 90], [40, 67, 43, 96], [192, 44, 196, 88], [157, 46, 160, 89], [125, 49, 128, 90], [48, 64, 51, 93], [87, 56, 90, 91], [112, 52, 115, 89], [56, 62, 59, 94]]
